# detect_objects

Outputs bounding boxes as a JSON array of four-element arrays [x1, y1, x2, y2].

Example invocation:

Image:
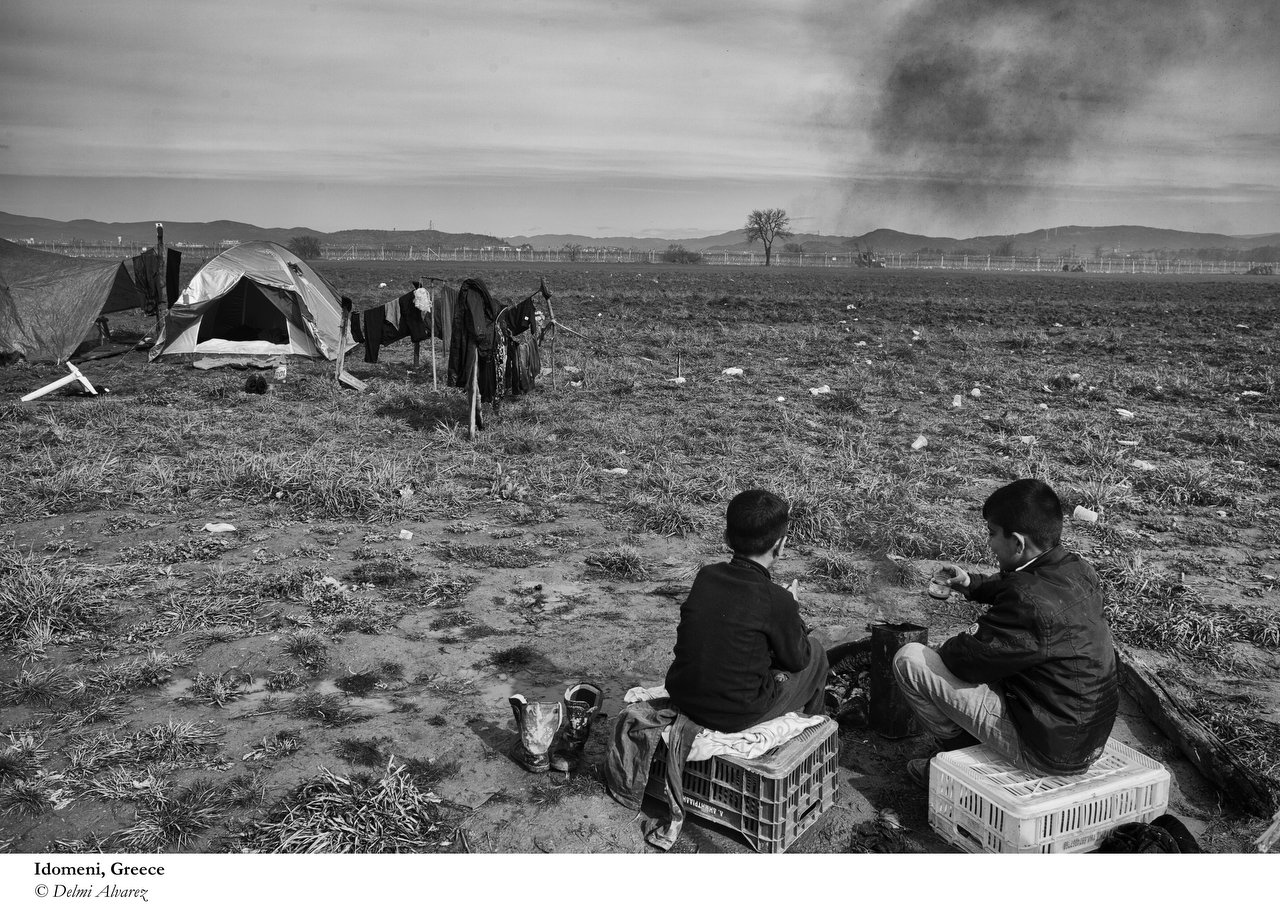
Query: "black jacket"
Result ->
[[942, 546, 1118, 774], [665, 556, 812, 733], [447, 278, 500, 401]]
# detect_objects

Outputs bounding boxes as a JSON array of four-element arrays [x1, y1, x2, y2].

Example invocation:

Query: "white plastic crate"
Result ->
[[929, 737, 1170, 853]]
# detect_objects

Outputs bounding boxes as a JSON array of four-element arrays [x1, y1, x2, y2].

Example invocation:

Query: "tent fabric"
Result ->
[[0, 239, 143, 363], [150, 241, 350, 362]]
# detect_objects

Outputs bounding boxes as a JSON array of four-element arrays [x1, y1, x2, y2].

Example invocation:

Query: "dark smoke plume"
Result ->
[[819, 0, 1279, 223]]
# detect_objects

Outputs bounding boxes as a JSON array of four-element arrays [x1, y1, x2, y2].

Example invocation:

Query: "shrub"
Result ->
[[661, 244, 702, 265]]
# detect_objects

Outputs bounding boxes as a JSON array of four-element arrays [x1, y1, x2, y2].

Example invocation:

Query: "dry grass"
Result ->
[[0, 551, 106, 646], [242, 730, 303, 763], [65, 721, 224, 775], [287, 692, 362, 725], [487, 644, 538, 670], [283, 629, 329, 672], [334, 736, 390, 767], [109, 779, 228, 851], [238, 762, 455, 853], [584, 547, 650, 580]]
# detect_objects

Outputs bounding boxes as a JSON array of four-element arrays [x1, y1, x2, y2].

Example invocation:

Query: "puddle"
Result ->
[[514, 578, 588, 617], [313, 679, 398, 714], [476, 675, 518, 712]]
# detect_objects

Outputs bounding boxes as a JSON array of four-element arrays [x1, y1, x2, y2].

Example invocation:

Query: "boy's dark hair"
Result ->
[[982, 478, 1063, 549], [725, 489, 789, 556]]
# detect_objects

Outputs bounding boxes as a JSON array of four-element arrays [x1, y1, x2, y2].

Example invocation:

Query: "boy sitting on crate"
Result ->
[[665, 489, 828, 733], [893, 478, 1118, 787]]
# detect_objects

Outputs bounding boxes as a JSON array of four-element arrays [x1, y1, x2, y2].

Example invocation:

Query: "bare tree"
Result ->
[[744, 208, 793, 266], [287, 235, 322, 260]]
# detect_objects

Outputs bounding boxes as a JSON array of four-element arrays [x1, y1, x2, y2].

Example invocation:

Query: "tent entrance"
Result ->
[[196, 277, 292, 344]]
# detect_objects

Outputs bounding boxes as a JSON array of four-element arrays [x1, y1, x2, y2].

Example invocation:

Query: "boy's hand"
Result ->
[[938, 564, 971, 590], [773, 671, 790, 684], [787, 579, 800, 601]]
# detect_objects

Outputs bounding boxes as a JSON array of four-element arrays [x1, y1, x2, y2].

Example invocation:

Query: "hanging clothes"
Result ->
[[447, 278, 500, 404], [131, 248, 161, 315], [165, 249, 182, 307], [349, 289, 430, 362], [431, 284, 456, 365], [502, 295, 542, 396]]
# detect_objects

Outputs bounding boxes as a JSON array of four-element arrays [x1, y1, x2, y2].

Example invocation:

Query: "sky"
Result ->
[[1, 0, 1277, 240]]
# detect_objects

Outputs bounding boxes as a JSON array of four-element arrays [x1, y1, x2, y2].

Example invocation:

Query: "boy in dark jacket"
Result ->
[[893, 479, 1118, 786], [665, 490, 828, 733]]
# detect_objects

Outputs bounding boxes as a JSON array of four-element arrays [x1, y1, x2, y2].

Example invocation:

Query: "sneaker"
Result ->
[[907, 757, 932, 789]]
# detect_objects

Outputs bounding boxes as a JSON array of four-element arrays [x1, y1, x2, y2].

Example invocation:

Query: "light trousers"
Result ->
[[892, 642, 1031, 769]]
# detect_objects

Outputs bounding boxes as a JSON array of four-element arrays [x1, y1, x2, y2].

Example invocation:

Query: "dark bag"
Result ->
[[1094, 814, 1200, 853]]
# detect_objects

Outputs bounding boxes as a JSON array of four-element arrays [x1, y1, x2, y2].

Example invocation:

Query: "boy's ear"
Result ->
[[1011, 532, 1028, 556], [773, 534, 787, 557]]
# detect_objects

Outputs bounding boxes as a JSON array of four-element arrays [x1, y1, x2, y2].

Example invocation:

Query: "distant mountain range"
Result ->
[[3, 211, 1277, 258]]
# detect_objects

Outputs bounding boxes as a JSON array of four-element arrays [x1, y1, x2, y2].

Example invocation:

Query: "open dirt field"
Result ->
[[2, 263, 1277, 855]]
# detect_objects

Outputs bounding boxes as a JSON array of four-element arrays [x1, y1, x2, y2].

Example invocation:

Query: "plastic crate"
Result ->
[[929, 737, 1170, 853], [645, 717, 838, 853]]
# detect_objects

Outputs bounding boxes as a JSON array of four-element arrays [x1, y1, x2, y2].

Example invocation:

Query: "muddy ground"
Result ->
[[2, 263, 1277, 856]]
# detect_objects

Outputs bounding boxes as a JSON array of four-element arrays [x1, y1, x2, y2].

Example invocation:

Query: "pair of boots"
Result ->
[[509, 682, 605, 774]]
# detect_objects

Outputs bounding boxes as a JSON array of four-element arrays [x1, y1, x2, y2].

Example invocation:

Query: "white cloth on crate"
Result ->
[[623, 684, 824, 762], [624, 684, 668, 704]]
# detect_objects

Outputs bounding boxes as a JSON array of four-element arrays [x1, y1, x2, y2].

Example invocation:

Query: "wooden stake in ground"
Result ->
[[542, 281, 557, 388], [335, 299, 351, 387], [468, 351, 479, 439], [1117, 646, 1276, 819], [153, 222, 167, 344], [430, 283, 438, 392]]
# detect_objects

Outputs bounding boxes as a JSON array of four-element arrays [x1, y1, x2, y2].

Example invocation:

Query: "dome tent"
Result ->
[[150, 240, 350, 362]]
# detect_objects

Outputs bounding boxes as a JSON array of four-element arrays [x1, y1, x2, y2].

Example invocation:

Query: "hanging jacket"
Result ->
[[503, 295, 542, 395], [447, 278, 501, 402]]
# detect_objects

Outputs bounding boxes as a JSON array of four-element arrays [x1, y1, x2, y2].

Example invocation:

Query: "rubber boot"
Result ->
[[509, 694, 565, 773], [550, 682, 605, 773]]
